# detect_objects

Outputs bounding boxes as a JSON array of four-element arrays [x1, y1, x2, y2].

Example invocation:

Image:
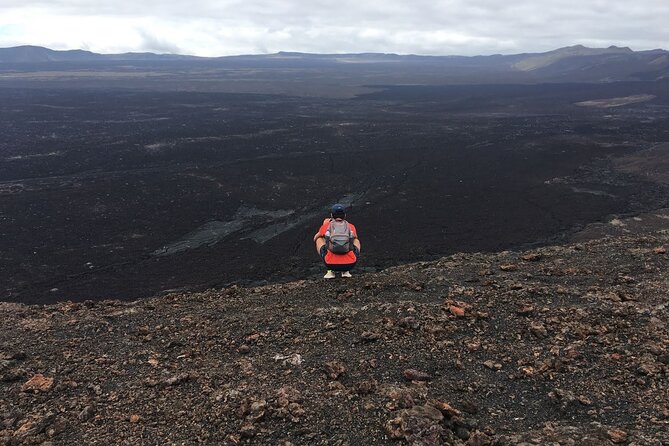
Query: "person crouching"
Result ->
[[313, 203, 361, 278]]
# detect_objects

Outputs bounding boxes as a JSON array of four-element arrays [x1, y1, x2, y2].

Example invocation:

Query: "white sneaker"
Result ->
[[341, 271, 352, 278], [323, 270, 335, 279]]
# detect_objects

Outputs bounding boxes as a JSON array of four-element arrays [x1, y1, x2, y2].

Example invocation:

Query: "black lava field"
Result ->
[[2, 79, 669, 303]]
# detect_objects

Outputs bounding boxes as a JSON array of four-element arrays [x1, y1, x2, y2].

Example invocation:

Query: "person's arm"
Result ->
[[313, 218, 331, 242], [353, 237, 361, 253]]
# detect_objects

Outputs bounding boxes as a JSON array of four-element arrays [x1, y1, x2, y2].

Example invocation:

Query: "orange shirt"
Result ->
[[318, 219, 358, 265]]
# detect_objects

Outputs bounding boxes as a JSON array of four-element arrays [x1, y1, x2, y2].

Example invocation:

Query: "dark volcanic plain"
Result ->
[[1, 60, 669, 303]]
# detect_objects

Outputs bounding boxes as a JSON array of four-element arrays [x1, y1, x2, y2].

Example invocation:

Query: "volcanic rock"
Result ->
[[21, 374, 54, 392]]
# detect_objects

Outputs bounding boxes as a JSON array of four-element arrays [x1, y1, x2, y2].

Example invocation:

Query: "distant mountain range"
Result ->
[[1, 44, 668, 82], [0, 45, 200, 62]]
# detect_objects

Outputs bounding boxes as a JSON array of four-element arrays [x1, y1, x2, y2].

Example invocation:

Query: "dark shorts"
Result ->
[[320, 246, 359, 272]]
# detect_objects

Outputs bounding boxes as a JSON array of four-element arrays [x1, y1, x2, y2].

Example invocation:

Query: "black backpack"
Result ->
[[325, 219, 354, 254]]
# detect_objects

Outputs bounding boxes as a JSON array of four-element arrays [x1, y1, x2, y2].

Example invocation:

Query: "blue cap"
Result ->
[[331, 203, 346, 216]]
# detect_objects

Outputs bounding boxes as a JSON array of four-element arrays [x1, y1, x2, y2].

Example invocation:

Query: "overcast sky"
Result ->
[[1, 0, 667, 56]]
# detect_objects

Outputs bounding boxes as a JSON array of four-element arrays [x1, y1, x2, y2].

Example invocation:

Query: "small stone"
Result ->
[[521, 366, 535, 376], [356, 380, 377, 395], [46, 416, 67, 437], [432, 400, 462, 417], [248, 400, 267, 421], [407, 404, 444, 421], [384, 387, 416, 409], [403, 368, 432, 381], [238, 344, 251, 354], [360, 331, 381, 342], [239, 423, 256, 438], [529, 322, 548, 338], [464, 339, 481, 351], [516, 305, 534, 315], [78, 406, 95, 422], [324, 360, 346, 380], [129, 414, 141, 423], [607, 429, 627, 443], [577, 395, 592, 406], [276, 386, 301, 406], [499, 263, 517, 271], [398, 317, 419, 329], [455, 425, 470, 440], [460, 400, 478, 414], [466, 431, 493, 446], [653, 246, 666, 254], [483, 360, 502, 370], [521, 253, 542, 262], [288, 402, 305, 418]]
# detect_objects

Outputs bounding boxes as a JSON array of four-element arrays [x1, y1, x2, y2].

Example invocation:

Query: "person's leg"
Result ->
[[341, 247, 359, 277], [318, 238, 335, 278]]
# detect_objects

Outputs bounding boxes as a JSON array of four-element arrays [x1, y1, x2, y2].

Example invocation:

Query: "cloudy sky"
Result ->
[[1, 0, 667, 56]]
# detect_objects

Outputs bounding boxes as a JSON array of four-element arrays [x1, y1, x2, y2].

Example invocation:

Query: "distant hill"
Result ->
[[0, 45, 199, 63], [512, 45, 634, 71], [1, 44, 668, 82], [511, 45, 669, 82]]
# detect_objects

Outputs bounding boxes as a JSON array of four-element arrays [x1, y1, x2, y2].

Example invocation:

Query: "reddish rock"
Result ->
[[432, 400, 462, 417], [607, 429, 628, 443], [21, 374, 54, 392], [449, 305, 466, 317]]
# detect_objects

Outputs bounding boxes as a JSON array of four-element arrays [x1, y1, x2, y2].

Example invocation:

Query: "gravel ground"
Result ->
[[1, 230, 668, 445]]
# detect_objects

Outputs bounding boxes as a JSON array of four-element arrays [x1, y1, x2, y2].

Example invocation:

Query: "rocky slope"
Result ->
[[1, 227, 668, 445]]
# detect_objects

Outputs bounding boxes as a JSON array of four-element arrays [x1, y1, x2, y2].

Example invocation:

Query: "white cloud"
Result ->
[[0, 0, 667, 56]]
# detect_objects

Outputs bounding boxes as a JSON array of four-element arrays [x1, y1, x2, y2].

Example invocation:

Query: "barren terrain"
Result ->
[[1, 219, 668, 445]]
